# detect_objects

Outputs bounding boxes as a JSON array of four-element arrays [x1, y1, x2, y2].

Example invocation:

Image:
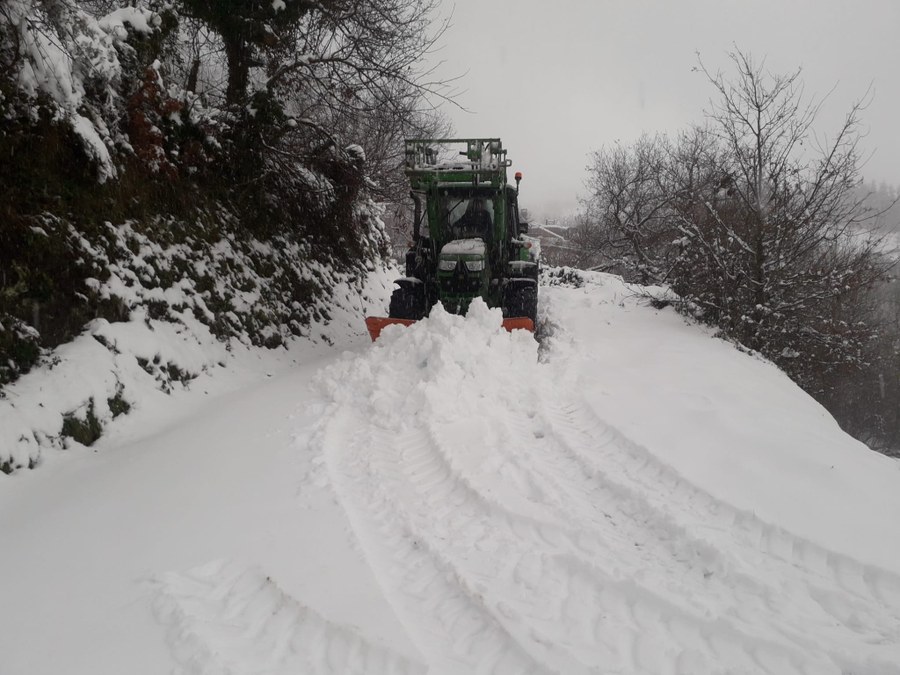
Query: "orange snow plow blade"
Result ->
[[365, 317, 417, 341], [365, 316, 534, 341], [501, 317, 535, 333]]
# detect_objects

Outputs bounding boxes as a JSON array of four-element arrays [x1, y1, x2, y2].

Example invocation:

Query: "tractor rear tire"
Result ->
[[389, 282, 427, 320]]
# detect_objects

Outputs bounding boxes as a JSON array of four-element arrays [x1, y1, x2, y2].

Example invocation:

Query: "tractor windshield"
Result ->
[[440, 193, 494, 240]]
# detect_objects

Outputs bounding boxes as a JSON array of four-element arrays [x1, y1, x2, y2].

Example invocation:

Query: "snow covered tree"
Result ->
[[0, 0, 162, 180], [682, 51, 887, 365], [585, 49, 897, 451], [262, 0, 450, 198], [584, 134, 674, 283], [173, 0, 321, 104], [0, 0, 452, 397]]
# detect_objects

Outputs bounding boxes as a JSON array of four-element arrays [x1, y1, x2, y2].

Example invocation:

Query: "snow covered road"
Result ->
[[313, 298, 900, 674], [2, 271, 900, 674]]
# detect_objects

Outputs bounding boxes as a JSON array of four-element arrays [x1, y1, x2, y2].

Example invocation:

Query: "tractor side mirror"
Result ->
[[519, 221, 529, 234]]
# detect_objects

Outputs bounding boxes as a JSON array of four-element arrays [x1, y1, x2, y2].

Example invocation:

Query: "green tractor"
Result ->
[[366, 138, 539, 340]]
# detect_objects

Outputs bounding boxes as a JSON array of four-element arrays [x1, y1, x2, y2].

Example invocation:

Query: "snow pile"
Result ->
[[319, 299, 539, 433]]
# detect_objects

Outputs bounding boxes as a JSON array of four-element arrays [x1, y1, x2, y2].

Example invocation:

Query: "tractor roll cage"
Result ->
[[404, 139, 512, 188]]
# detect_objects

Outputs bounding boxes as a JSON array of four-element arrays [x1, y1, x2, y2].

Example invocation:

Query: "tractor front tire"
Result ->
[[503, 279, 538, 325]]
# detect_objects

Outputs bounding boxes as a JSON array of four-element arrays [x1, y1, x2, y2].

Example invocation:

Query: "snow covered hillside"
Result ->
[[2, 270, 899, 675]]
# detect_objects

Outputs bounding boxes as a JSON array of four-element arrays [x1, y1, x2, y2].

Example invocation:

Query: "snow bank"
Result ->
[[0, 234, 395, 474], [0, 311, 227, 471]]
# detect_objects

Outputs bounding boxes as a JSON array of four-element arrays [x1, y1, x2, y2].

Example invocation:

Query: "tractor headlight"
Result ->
[[464, 259, 485, 272], [438, 258, 457, 271]]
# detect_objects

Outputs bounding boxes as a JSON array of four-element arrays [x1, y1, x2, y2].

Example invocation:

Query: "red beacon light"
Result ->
[[514, 171, 522, 193]]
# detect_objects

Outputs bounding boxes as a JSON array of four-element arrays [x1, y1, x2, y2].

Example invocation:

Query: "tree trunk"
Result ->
[[223, 33, 250, 105], [186, 57, 201, 94]]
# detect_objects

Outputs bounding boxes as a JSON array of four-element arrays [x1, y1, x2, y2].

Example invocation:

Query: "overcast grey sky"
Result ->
[[426, 0, 900, 222]]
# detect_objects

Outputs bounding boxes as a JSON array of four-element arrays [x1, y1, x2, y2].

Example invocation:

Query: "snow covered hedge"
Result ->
[[5, 206, 389, 474], [0, 1, 406, 472], [0, 204, 391, 473]]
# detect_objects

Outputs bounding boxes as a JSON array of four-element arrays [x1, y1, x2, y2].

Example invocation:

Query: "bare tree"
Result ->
[[584, 134, 675, 283], [583, 128, 726, 282], [583, 48, 898, 451], [686, 49, 887, 355], [267, 0, 453, 204]]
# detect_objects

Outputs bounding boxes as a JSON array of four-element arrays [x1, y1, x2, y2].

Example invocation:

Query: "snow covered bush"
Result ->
[[541, 267, 586, 289], [0, 317, 41, 386], [0, 0, 163, 180]]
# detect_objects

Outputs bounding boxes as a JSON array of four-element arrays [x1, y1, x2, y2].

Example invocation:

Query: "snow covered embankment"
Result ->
[[307, 274, 900, 674], [0, 220, 394, 474]]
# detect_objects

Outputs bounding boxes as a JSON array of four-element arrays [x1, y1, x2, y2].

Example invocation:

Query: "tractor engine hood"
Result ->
[[438, 238, 486, 275], [440, 238, 486, 257]]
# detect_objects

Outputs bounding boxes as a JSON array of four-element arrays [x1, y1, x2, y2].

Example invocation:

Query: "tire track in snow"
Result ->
[[418, 398, 848, 675], [549, 394, 900, 605], [153, 559, 425, 675], [542, 393, 900, 670], [463, 384, 870, 669], [321, 392, 843, 673], [321, 408, 547, 674]]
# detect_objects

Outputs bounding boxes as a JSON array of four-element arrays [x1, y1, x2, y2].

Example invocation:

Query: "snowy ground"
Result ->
[[2, 270, 900, 674]]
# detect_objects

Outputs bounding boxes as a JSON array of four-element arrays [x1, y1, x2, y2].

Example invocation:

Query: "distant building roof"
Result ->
[[531, 226, 569, 241]]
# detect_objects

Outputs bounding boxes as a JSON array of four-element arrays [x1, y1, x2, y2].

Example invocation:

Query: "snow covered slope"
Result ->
[[2, 270, 899, 674]]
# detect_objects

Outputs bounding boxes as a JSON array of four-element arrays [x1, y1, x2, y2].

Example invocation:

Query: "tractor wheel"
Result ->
[[503, 279, 538, 325], [389, 282, 427, 320]]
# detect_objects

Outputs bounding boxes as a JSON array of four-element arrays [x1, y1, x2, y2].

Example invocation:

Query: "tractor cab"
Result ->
[[442, 192, 494, 240]]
